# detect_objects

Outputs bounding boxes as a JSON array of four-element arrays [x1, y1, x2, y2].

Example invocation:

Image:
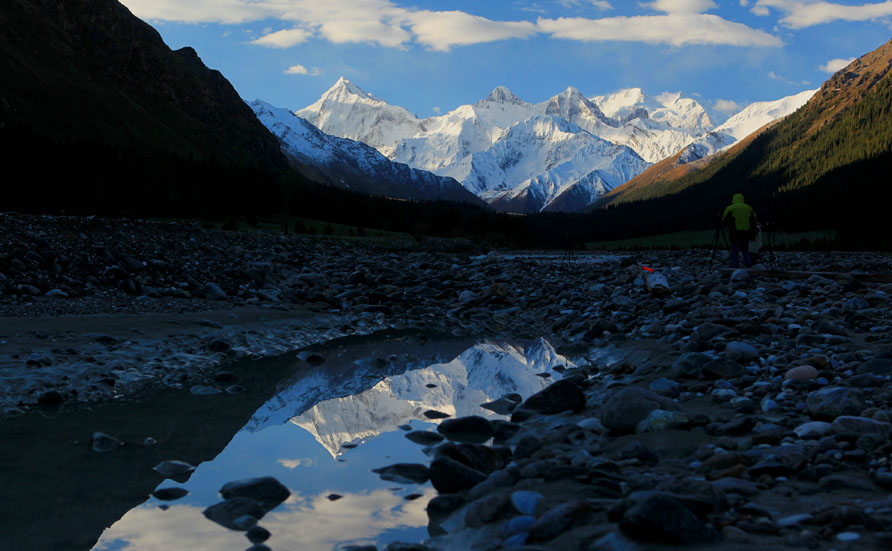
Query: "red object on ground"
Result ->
[[642, 266, 654, 272]]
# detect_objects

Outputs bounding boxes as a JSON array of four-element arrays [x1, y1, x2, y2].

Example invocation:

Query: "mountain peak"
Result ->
[[325, 76, 372, 100], [559, 86, 584, 98], [483, 85, 523, 105]]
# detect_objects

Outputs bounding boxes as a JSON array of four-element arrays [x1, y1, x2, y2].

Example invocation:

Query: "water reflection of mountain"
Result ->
[[284, 339, 572, 457]]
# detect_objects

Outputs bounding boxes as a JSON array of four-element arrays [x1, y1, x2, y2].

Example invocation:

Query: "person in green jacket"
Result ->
[[722, 193, 756, 268]]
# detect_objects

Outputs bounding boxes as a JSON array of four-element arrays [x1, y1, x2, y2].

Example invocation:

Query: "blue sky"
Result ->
[[119, 0, 892, 118]]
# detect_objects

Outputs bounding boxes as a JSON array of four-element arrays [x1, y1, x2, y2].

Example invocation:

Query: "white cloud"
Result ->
[[284, 64, 321, 76], [752, 0, 892, 28], [121, 0, 782, 50], [407, 10, 537, 51], [713, 99, 744, 113], [537, 14, 783, 46], [432, 106, 441, 113], [819, 57, 855, 73], [251, 28, 312, 48], [645, 0, 717, 13]]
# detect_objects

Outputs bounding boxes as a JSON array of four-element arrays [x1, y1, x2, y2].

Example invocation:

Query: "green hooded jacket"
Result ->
[[722, 193, 754, 232]]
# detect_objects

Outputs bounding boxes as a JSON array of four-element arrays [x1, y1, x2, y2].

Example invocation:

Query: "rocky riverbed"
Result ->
[[3, 212, 892, 550]]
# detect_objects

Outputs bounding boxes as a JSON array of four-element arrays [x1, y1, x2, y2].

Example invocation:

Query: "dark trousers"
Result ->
[[729, 239, 751, 268]]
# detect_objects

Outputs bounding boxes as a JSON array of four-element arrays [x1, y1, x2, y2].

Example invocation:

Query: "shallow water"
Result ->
[[0, 331, 583, 551]]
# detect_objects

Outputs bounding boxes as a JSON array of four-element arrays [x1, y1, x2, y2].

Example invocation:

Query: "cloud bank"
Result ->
[[752, 0, 892, 28], [119, 0, 782, 50]]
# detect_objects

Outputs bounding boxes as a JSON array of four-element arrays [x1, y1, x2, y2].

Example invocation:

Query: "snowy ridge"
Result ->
[[260, 339, 573, 458], [293, 78, 811, 212], [250, 99, 479, 204], [296, 79, 717, 212], [675, 89, 818, 164]]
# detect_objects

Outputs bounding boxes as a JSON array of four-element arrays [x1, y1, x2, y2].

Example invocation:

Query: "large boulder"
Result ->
[[619, 494, 716, 544], [806, 387, 866, 421], [437, 416, 496, 444], [429, 457, 487, 494], [219, 477, 290, 510], [520, 379, 586, 414], [601, 387, 680, 433]]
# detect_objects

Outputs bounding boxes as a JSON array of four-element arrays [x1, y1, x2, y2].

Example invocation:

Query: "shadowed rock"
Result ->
[[521, 379, 586, 414]]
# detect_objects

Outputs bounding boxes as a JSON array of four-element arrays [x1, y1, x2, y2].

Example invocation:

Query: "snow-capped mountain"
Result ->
[[298, 79, 722, 212], [294, 77, 811, 213], [676, 89, 818, 164], [250, 339, 573, 458], [249, 100, 481, 204]]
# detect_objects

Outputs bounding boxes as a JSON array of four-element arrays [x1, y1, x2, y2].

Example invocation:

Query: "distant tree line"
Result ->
[[3, 118, 890, 250]]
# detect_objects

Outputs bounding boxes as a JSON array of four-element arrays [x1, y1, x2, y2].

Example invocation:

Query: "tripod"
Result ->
[[560, 232, 577, 270], [705, 216, 728, 272], [762, 221, 779, 272]]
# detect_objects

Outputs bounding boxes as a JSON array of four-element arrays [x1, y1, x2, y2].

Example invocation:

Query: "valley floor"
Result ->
[[2, 212, 892, 549]]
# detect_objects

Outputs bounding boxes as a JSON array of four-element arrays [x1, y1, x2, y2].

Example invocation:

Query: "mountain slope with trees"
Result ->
[[586, 38, 892, 246]]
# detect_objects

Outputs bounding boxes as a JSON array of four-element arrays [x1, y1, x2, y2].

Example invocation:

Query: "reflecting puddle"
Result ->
[[93, 338, 573, 551]]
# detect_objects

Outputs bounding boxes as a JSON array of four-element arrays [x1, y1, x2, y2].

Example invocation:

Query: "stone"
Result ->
[[37, 390, 65, 405], [404, 431, 445, 446], [464, 494, 511, 528], [592, 532, 643, 551], [725, 342, 759, 363], [649, 378, 680, 398], [752, 423, 786, 445], [514, 435, 543, 459], [529, 501, 589, 541], [153, 460, 195, 478], [785, 365, 818, 381], [246, 525, 271, 544], [777, 514, 812, 528], [806, 387, 866, 421], [492, 421, 521, 441], [520, 379, 586, 414], [190, 385, 222, 395], [793, 421, 833, 439], [429, 457, 486, 494], [203, 498, 266, 530], [601, 387, 680, 434], [153, 487, 189, 501], [219, 477, 290, 510], [511, 491, 544, 515], [423, 409, 451, 420], [702, 359, 746, 379], [426, 494, 467, 522], [372, 463, 430, 485], [437, 416, 496, 444], [635, 409, 690, 434], [818, 475, 876, 491], [500, 515, 537, 538], [670, 352, 713, 379], [621, 440, 657, 462], [481, 393, 522, 415], [730, 269, 750, 282], [619, 494, 716, 544], [207, 339, 231, 354], [831, 416, 892, 436], [92, 431, 124, 452], [710, 477, 759, 496], [200, 282, 227, 300], [436, 442, 505, 474], [856, 358, 892, 375]]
